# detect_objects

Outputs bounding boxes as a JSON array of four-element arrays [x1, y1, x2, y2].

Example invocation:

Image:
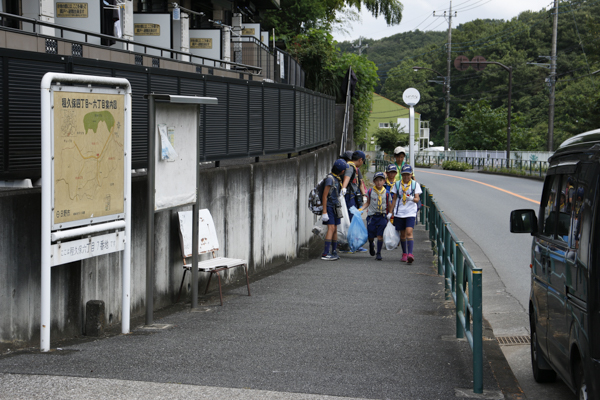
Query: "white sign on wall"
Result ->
[[133, 13, 171, 56], [189, 29, 222, 66]]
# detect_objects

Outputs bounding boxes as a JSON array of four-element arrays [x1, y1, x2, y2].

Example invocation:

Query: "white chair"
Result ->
[[177, 209, 250, 305]]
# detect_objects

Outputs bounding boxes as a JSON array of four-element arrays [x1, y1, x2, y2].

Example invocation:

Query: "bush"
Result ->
[[442, 160, 472, 171]]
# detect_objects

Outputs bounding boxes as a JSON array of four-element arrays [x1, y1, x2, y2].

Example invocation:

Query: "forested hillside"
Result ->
[[338, 1, 600, 151]]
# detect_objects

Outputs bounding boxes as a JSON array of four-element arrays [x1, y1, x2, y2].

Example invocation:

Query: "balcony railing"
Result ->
[[0, 12, 262, 74]]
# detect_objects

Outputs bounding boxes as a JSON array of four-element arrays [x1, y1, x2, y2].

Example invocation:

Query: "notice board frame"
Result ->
[[40, 73, 132, 352]]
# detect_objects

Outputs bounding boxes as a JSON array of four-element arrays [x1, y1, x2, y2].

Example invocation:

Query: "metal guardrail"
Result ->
[[416, 155, 548, 177], [419, 185, 484, 394]]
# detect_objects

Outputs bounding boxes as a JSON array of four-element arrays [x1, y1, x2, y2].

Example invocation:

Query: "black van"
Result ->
[[510, 129, 600, 400]]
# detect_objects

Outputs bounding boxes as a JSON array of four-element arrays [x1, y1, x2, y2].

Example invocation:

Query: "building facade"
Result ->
[[366, 93, 421, 153]]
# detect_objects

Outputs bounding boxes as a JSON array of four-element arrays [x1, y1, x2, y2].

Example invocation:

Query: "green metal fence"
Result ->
[[419, 185, 484, 394]]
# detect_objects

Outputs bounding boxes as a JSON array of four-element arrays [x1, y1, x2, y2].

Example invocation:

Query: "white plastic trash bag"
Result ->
[[337, 195, 351, 244], [383, 221, 400, 250]]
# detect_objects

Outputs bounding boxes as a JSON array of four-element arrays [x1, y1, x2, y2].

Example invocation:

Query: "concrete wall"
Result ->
[[0, 146, 336, 350]]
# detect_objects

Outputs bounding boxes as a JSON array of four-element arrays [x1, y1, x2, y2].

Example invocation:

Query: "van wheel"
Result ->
[[575, 361, 588, 400], [530, 317, 557, 383]]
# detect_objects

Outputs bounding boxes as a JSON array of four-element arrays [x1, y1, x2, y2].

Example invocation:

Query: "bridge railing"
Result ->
[[416, 155, 548, 177], [420, 185, 484, 394]]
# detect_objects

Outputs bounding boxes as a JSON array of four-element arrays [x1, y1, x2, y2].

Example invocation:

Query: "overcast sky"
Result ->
[[332, 0, 554, 43]]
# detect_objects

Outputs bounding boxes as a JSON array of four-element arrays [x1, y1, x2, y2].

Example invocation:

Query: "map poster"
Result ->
[[53, 91, 125, 227]]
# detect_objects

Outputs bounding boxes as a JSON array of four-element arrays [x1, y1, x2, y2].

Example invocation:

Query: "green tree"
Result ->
[[262, 0, 403, 39], [288, 29, 380, 145], [373, 122, 408, 154], [449, 100, 541, 151]]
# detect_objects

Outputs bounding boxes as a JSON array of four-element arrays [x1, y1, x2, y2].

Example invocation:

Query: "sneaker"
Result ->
[[321, 254, 336, 261], [369, 241, 375, 256], [331, 251, 340, 260], [376, 253, 382, 261], [357, 247, 368, 252], [407, 253, 414, 263], [401, 253, 408, 262]]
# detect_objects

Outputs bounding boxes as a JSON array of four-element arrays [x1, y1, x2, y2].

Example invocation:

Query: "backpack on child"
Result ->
[[308, 175, 332, 215]]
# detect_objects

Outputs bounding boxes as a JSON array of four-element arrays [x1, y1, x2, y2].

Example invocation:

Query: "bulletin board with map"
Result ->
[[52, 88, 126, 230]]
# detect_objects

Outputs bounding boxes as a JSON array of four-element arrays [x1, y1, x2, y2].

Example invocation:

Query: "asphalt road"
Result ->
[[416, 168, 576, 400]]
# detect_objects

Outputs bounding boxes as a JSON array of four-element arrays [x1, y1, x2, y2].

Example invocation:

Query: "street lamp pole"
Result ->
[[413, 66, 448, 148]]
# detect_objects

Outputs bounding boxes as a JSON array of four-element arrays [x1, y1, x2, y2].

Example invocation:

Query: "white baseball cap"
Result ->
[[393, 146, 406, 155]]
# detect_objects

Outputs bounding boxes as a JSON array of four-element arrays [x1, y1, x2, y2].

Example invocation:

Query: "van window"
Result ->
[[556, 173, 576, 243], [540, 175, 560, 238]]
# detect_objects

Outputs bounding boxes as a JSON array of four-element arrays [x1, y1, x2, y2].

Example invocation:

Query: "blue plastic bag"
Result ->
[[347, 206, 368, 253]]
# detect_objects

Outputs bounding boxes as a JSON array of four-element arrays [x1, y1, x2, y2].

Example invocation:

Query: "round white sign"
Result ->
[[403, 88, 420, 106]]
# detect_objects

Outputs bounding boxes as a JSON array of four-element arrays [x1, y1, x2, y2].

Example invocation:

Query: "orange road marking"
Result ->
[[419, 170, 540, 205]]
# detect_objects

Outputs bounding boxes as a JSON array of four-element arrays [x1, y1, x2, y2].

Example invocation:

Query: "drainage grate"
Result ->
[[496, 335, 530, 346]]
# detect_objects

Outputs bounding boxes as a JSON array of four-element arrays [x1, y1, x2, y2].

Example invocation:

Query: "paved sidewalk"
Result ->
[[0, 225, 503, 399]]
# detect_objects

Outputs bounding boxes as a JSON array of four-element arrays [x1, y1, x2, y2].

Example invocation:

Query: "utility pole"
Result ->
[[548, 0, 558, 151], [353, 38, 369, 56], [434, 2, 456, 151]]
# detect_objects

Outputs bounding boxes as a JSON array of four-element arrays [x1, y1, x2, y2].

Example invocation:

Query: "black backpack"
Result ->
[[308, 175, 332, 215]]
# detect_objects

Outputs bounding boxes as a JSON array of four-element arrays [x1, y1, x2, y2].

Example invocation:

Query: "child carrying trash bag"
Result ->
[[359, 172, 391, 260], [320, 159, 348, 261], [389, 164, 422, 263]]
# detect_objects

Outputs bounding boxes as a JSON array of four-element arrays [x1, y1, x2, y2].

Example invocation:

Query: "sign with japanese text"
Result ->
[[56, 2, 88, 18], [134, 23, 160, 36], [50, 232, 125, 266], [190, 38, 212, 49]]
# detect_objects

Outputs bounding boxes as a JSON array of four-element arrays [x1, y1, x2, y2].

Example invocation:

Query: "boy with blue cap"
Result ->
[[321, 158, 348, 261], [389, 164, 422, 263], [384, 164, 397, 194], [360, 172, 391, 260]]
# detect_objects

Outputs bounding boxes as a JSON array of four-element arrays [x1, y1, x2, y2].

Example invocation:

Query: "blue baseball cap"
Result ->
[[401, 164, 413, 175], [373, 172, 386, 180], [352, 150, 366, 161], [385, 164, 397, 173], [332, 159, 348, 174]]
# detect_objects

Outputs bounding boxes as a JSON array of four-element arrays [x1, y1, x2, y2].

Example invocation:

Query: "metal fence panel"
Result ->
[[280, 89, 295, 150], [204, 80, 228, 158], [263, 86, 280, 152], [115, 69, 149, 169], [249, 85, 263, 154], [8, 58, 65, 174], [228, 82, 249, 155]]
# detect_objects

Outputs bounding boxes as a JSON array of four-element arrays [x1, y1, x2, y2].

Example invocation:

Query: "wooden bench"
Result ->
[[177, 209, 250, 305]]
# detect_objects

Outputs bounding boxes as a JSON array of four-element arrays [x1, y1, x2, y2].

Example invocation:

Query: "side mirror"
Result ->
[[510, 209, 538, 235]]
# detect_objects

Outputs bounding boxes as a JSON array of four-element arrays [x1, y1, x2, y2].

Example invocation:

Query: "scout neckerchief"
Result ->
[[373, 186, 386, 213], [401, 179, 412, 205], [394, 160, 406, 182], [331, 171, 342, 184], [385, 177, 394, 188]]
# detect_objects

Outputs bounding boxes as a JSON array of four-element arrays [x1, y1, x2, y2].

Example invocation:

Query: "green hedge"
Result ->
[[442, 160, 472, 171]]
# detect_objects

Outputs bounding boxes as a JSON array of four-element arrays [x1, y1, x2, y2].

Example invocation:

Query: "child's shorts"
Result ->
[[322, 205, 341, 226], [367, 214, 387, 238], [394, 216, 416, 231]]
